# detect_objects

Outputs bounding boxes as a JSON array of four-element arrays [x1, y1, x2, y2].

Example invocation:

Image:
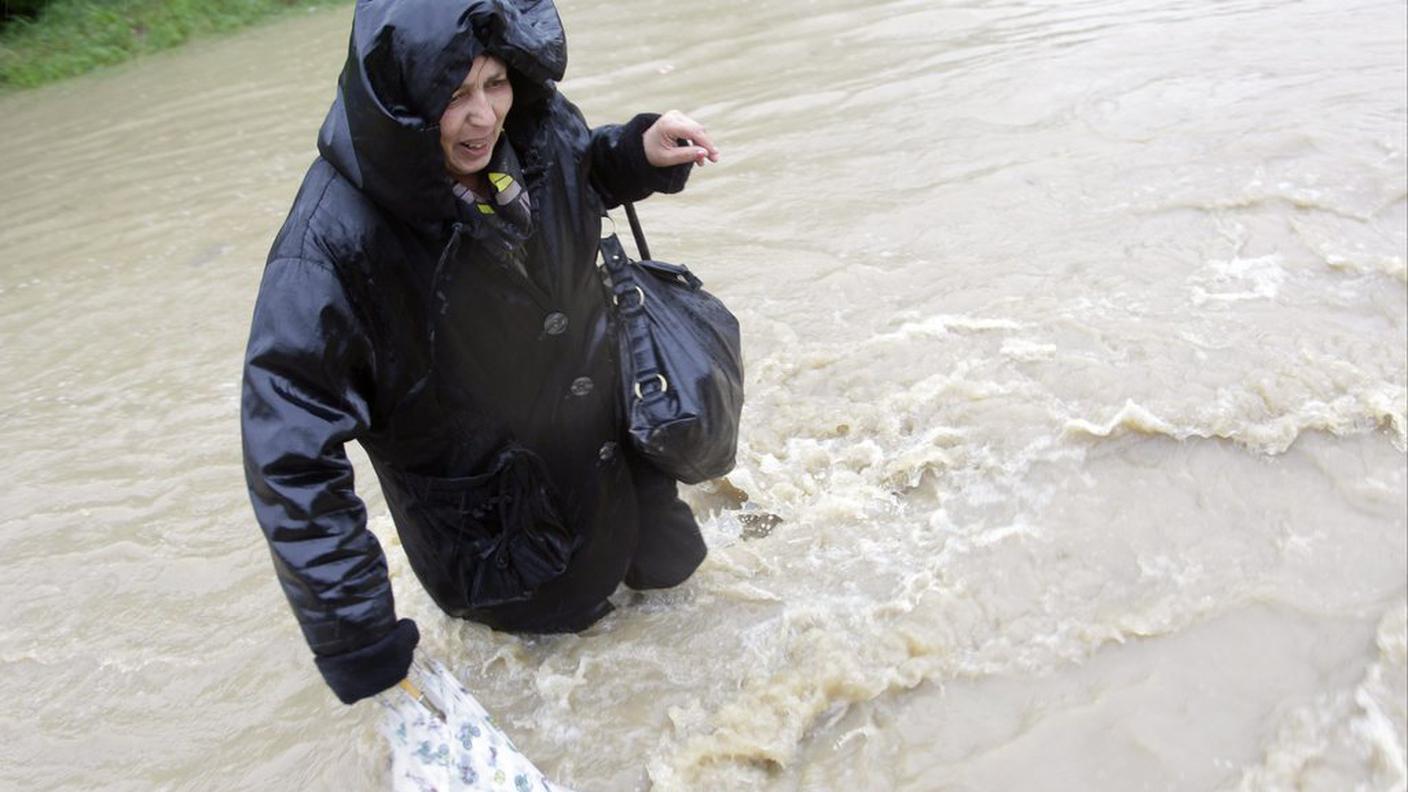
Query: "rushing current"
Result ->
[[1, 0, 1404, 789]]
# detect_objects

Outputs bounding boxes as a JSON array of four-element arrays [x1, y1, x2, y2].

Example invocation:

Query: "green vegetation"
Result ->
[[0, 0, 350, 91]]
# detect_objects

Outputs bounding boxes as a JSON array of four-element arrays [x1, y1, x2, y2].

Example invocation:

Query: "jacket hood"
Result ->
[[317, 0, 567, 231]]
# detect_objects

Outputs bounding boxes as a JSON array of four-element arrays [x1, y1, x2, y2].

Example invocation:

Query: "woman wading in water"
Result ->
[[241, 0, 719, 706]]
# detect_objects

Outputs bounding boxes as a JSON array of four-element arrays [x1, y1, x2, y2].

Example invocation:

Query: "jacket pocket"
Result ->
[[401, 445, 576, 609]]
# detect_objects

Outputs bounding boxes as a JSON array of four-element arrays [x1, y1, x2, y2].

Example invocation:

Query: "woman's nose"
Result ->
[[460, 90, 492, 125]]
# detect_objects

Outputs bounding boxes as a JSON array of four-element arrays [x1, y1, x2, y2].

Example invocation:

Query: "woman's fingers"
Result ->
[[653, 137, 704, 167], [680, 125, 719, 162], [645, 110, 720, 168], [663, 110, 718, 161]]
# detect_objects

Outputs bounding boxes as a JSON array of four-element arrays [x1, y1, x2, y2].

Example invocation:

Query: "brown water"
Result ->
[[1, 0, 1405, 790]]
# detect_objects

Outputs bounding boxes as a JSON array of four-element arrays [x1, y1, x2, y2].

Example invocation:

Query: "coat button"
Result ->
[[543, 312, 569, 336], [598, 441, 618, 463], [570, 376, 594, 397]]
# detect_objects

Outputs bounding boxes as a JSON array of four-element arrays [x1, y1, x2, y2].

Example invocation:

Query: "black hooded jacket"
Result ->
[[241, 0, 704, 704]]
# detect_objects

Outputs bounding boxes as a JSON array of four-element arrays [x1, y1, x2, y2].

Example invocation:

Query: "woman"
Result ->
[[241, 0, 719, 705]]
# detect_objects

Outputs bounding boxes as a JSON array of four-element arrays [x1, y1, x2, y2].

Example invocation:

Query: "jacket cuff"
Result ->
[[313, 618, 419, 704], [621, 113, 692, 197]]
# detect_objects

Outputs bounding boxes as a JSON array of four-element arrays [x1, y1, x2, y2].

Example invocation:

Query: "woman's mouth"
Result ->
[[459, 138, 491, 155]]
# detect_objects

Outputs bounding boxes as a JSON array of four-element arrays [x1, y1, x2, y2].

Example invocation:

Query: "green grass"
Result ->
[[0, 0, 350, 91]]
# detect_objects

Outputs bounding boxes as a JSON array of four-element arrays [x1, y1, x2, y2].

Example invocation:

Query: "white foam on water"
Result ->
[[1188, 253, 1288, 305], [1226, 600, 1408, 792], [870, 312, 1026, 344], [1000, 337, 1059, 361], [1062, 387, 1407, 454], [1063, 398, 1181, 440]]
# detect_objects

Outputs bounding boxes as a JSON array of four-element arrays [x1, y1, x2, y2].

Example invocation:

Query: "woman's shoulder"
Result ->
[[268, 157, 405, 275], [537, 92, 593, 153]]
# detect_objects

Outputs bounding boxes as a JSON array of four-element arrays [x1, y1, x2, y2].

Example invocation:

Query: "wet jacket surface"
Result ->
[[241, 0, 705, 704]]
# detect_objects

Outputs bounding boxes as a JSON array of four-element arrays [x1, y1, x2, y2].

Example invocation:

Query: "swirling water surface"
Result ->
[[0, 0, 1404, 789]]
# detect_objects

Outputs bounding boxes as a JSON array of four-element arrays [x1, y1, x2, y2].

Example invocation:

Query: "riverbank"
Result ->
[[0, 0, 349, 91]]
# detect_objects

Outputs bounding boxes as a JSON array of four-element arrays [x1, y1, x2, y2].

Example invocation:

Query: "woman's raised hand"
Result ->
[[643, 109, 720, 168]]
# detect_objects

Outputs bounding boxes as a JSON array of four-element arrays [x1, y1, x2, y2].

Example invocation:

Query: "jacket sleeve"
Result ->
[[587, 112, 693, 208], [241, 256, 418, 705]]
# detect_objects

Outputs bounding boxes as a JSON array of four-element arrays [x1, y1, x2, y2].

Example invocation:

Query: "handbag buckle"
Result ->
[[633, 374, 668, 400], [613, 285, 646, 309]]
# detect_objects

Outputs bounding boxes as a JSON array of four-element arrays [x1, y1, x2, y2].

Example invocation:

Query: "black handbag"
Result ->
[[598, 203, 744, 484]]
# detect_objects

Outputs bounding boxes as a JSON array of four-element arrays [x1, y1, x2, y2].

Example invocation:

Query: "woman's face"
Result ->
[[439, 54, 514, 185]]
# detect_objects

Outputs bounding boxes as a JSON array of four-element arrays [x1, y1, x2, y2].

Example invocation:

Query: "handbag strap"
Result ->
[[598, 232, 666, 397], [622, 202, 651, 261]]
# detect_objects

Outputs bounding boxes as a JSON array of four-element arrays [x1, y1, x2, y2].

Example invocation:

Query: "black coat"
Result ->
[[241, 0, 704, 704]]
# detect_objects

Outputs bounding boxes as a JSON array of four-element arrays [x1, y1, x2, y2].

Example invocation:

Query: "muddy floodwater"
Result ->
[[1, 0, 1405, 789]]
